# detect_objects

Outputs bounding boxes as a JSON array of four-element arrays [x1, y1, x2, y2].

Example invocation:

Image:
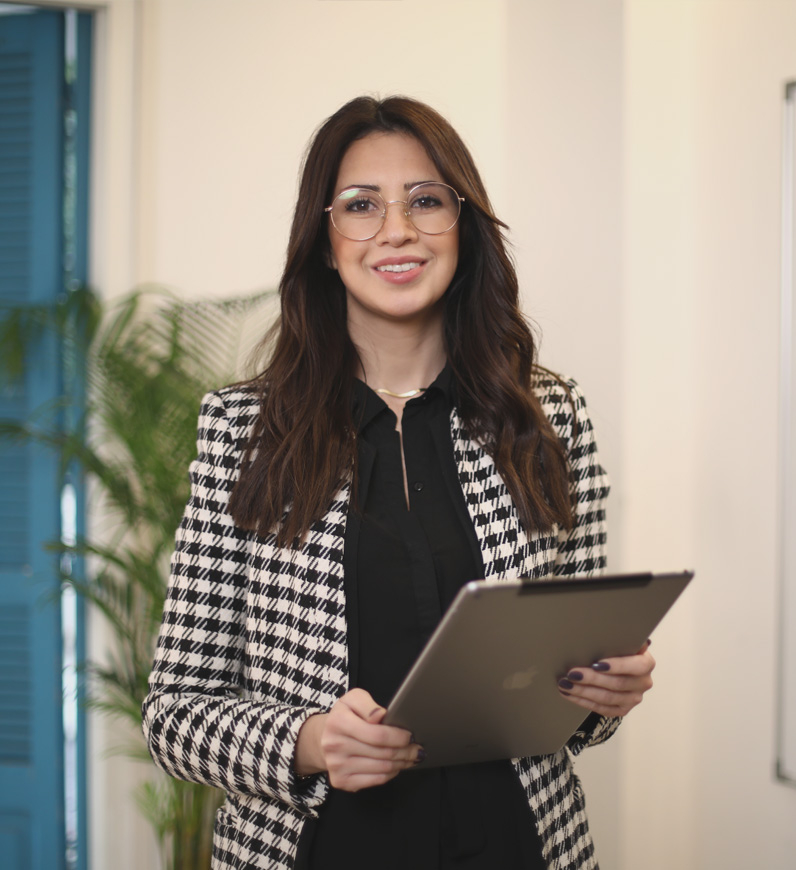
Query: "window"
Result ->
[[0, 7, 92, 868]]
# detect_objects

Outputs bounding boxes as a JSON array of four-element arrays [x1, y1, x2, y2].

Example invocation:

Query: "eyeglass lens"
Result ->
[[329, 182, 461, 241]]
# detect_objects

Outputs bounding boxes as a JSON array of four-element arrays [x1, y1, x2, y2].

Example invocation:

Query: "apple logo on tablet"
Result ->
[[503, 666, 539, 690]]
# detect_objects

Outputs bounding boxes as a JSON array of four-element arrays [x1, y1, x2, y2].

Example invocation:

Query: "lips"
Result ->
[[376, 261, 422, 273], [370, 256, 427, 283]]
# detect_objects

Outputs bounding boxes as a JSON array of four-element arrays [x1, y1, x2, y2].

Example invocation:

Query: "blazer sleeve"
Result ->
[[551, 378, 610, 578], [141, 390, 328, 813], [546, 377, 621, 754]]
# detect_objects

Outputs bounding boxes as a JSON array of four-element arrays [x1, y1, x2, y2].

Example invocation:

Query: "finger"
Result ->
[[327, 736, 423, 766], [558, 666, 653, 714], [325, 739, 425, 791], [333, 692, 412, 747], [604, 650, 656, 676], [338, 692, 413, 744], [328, 744, 422, 774], [579, 649, 656, 678], [560, 679, 649, 708], [367, 705, 387, 724], [353, 719, 415, 751], [329, 761, 401, 792], [329, 762, 410, 793], [560, 669, 653, 694], [339, 688, 384, 720], [325, 712, 412, 756], [323, 706, 418, 764]]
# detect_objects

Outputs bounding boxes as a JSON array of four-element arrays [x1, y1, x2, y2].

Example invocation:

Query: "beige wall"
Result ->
[[78, 0, 796, 868], [131, 0, 510, 297], [503, 5, 625, 865], [621, 2, 796, 867]]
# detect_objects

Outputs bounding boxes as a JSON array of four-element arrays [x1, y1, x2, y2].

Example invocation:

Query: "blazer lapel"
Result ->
[[449, 408, 557, 581]]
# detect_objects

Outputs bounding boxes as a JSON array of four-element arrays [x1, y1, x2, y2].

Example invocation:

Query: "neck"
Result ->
[[349, 314, 447, 393]]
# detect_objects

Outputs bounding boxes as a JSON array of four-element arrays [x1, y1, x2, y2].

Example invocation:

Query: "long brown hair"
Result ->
[[229, 96, 573, 546]]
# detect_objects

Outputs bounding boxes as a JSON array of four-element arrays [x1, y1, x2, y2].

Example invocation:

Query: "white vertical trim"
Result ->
[[776, 81, 796, 787]]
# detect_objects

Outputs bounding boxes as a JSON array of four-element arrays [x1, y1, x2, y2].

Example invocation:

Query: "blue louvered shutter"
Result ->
[[0, 10, 66, 870]]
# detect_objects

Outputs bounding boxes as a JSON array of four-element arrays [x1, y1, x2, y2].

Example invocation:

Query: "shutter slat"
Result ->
[[0, 606, 31, 765], [0, 40, 31, 307]]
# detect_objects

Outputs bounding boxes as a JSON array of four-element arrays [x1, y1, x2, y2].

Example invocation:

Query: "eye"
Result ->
[[408, 193, 443, 211], [345, 196, 379, 214], [339, 189, 382, 215]]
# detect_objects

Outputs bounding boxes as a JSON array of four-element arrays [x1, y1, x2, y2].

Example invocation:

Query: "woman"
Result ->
[[143, 96, 655, 870]]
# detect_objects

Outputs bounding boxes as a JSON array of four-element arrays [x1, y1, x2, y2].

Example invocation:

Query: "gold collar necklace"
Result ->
[[375, 387, 427, 399]]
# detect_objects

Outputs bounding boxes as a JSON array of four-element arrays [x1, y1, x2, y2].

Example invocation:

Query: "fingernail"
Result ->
[[415, 747, 426, 765], [592, 661, 610, 672], [369, 706, 383, 718], [646, 638, 652, 646], [567, 670, 584, 681], [558, 678, 574, 690], [559, 690, 571, 697]]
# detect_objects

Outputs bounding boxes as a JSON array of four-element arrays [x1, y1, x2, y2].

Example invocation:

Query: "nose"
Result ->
[[375, 200, 418, 245]]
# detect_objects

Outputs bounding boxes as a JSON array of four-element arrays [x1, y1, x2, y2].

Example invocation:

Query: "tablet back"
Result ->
[[383, 571, 693, 767]]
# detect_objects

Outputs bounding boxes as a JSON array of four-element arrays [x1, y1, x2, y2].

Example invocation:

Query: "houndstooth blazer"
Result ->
[[142, 373, 617, 870]]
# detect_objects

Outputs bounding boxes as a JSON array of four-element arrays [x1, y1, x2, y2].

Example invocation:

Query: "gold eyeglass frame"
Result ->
[[324, 182, 465, 241]]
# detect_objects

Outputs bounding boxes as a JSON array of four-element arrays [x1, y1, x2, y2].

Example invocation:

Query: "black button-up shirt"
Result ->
[[304, 367, 545, 870]]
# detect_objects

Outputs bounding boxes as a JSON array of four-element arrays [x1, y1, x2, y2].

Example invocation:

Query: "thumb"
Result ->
[[367, 704, 386, 724]]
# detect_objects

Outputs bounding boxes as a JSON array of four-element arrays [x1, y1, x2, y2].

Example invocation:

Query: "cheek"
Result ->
[[328, 235, 360, 273]]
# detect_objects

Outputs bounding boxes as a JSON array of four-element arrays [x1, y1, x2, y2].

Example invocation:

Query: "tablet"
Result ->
[[383, 570, 693, 767]]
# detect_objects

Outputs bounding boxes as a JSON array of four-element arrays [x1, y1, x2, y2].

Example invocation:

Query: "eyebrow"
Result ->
[[340, 180, 438, 193]]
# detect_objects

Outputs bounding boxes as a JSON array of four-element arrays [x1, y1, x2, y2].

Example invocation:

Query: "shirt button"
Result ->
[[413, 481, 424, 492]]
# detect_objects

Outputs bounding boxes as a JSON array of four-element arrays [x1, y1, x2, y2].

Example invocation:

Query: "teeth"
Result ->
[[376, 262, 421, 273]]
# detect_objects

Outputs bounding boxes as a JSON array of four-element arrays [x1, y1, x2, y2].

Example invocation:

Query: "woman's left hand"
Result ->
[[557, 641, 656, 718]]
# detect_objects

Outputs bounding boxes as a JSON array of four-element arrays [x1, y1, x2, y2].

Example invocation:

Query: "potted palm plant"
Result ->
[[0, 285, 275, 870]]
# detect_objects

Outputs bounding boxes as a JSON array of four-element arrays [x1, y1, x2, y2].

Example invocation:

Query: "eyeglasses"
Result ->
[[325, 182, 464, 241]]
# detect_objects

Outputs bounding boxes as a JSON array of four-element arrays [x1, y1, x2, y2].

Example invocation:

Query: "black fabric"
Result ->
[[303, 369, 546, 870]]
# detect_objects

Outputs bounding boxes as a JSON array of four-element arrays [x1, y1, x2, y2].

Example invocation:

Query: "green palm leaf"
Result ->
[[1, 285, 274, 870]]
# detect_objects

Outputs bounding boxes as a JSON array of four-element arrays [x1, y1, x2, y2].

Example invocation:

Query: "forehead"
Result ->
[[334, 132, 441, 191]]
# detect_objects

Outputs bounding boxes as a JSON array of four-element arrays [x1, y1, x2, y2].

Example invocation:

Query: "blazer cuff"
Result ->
[[566, 712, 621, 756]]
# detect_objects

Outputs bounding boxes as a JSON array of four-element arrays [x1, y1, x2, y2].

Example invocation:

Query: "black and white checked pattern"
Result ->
[[142, 374, 614, 870]]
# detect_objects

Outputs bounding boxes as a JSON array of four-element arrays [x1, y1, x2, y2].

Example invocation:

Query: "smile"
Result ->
[[375, 262, 423, 273]]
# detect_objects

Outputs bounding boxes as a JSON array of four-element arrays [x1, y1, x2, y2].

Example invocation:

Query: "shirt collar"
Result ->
[[351, 362, 455, 434]]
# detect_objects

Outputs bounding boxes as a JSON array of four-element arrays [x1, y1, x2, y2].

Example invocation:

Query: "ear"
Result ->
[[324, 246, 338, 270]]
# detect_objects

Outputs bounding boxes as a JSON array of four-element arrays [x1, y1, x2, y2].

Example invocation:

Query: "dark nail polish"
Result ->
[[567, 670, 584, 681], [558, 678, 574, 690], [592, 661, 610, 672], [415, 747, 426, 764]]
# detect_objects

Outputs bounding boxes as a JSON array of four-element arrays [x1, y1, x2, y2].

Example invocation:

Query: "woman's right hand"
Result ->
[[294, 688, 423, 792]]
